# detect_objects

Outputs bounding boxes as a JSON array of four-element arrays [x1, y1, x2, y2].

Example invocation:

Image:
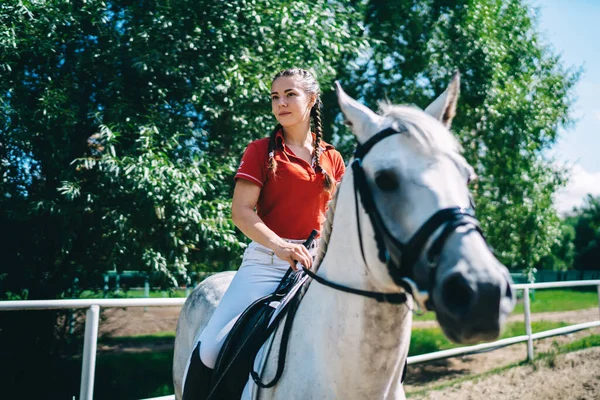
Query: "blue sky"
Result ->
[[535, 0, 600, 213]]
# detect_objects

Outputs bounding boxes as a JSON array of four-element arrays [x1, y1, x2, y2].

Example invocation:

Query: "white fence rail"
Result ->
[[408, 280, 600, 365], [1, 280, 600, 400], [0, 298, 185, 400]]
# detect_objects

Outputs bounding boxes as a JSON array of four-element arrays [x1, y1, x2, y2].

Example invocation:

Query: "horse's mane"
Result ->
[[314, 104, 474, 268], [315, 187, 339, 268]]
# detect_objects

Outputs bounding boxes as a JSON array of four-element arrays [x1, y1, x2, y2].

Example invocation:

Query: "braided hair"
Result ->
[[267, 68, 334, 192]]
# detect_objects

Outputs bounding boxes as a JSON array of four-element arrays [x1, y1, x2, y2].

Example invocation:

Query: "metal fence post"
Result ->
[[103, 274, 109, 298], [80, 305, 100, 400], [523, 287, 534, 361], [144, 276, 150, 298]]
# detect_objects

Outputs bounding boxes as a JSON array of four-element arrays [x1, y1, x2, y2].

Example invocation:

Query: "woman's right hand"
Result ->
[[274, 242, 313, 271]]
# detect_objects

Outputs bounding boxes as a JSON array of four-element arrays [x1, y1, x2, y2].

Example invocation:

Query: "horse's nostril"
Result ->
[[442, 274, 475, 317]]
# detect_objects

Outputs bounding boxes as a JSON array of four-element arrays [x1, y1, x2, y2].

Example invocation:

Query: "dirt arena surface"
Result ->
[[99, 306, 600, 397], [407, 347, 600, 399], [100, 306, 182, 338]]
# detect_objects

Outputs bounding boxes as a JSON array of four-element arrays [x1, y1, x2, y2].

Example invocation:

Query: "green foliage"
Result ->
[[99, 332, 176, 345], [537, 220, 575, 271], [1, 0, 578, 293], [565, 195, 600, 270], [342, 0, 578, 272], [0, 2, 364, 396], [62, 124, 241, 285], [0, 0, 365, 299]]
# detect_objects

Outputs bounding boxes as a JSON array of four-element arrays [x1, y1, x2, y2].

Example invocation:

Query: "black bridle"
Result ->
[[303, 126, 485, 311], [252, 127, 485, 390]]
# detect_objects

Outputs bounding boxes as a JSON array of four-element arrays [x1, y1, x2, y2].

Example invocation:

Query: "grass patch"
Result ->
[[38, 350, 175, 400], [409, 320, 568, 356], [412, 289, 598, 323], [512, 289, 598, 314], [412, 311, 437, 322], [501, 320, 569, 337], [99, 331, 176, 345], [557, 334, 600, 353], [93, 350, 174, 400]]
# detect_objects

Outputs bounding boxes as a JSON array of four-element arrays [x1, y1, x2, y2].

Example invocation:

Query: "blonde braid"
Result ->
[[267, 124, 282, 176], [312, 98, 333, 192]]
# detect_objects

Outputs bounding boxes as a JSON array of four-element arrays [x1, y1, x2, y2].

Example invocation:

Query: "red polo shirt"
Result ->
[[234, 130, 345, 240]]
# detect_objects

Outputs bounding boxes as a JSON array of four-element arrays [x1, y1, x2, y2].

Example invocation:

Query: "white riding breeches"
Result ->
[[198, 239, 319, 368]]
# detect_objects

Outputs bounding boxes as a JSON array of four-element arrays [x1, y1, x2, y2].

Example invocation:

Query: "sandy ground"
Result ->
[[407, 347, 600, 399], [100, 306, 182, 338], [99, 306, 600, 397], [406, 308, 600, 397]]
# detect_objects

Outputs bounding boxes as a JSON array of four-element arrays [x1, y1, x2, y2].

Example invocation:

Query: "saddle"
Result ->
[[206, 234, 316, 400], [205, 269, 308, 399]]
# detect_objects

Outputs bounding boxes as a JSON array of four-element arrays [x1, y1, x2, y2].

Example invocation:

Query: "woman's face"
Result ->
[[271, 76, 316, 128]]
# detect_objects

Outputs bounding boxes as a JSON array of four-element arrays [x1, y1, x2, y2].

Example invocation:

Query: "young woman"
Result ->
[[182, 68, 345, 399]]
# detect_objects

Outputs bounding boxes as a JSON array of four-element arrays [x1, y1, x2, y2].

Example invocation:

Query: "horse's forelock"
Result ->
[[379, 103, 462, 155], [378, 103, 473, 177]]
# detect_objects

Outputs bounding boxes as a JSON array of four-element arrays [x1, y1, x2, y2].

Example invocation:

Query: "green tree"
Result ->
[[1, 0, 365, 298], [568, 195, 600, 270], [338, 0, 578, 272], [537, 221, 575, 271], [0, 1, 364, 397]]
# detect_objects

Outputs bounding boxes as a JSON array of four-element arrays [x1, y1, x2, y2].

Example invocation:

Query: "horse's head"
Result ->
[[335, 73, 515, 343]]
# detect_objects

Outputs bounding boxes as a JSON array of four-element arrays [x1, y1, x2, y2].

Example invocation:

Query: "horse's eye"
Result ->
[[374, 169, 399, 191]]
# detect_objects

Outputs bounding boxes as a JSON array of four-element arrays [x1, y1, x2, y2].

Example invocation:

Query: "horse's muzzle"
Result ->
[[433, 261, 515, 344]]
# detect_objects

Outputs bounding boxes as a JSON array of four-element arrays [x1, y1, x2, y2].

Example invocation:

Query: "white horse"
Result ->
[[173, 73, 515, 399]]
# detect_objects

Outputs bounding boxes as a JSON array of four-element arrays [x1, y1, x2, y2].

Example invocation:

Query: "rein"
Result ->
[[301, 266, 407, 304]]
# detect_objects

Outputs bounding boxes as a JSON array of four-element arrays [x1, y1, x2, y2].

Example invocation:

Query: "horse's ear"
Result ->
[[424, 71, 460, 129], [335, 81, 384, 144]]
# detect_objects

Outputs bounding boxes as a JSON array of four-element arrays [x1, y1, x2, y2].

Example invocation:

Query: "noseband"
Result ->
[[303, 126, 484, 311]]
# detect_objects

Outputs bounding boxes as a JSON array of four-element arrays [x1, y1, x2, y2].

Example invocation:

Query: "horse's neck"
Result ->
[[291, 256, 412, 398], [286, 178, 413, 398]]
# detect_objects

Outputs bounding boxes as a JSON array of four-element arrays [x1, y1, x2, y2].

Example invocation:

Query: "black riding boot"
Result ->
[[182, 342, 214, 400]]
